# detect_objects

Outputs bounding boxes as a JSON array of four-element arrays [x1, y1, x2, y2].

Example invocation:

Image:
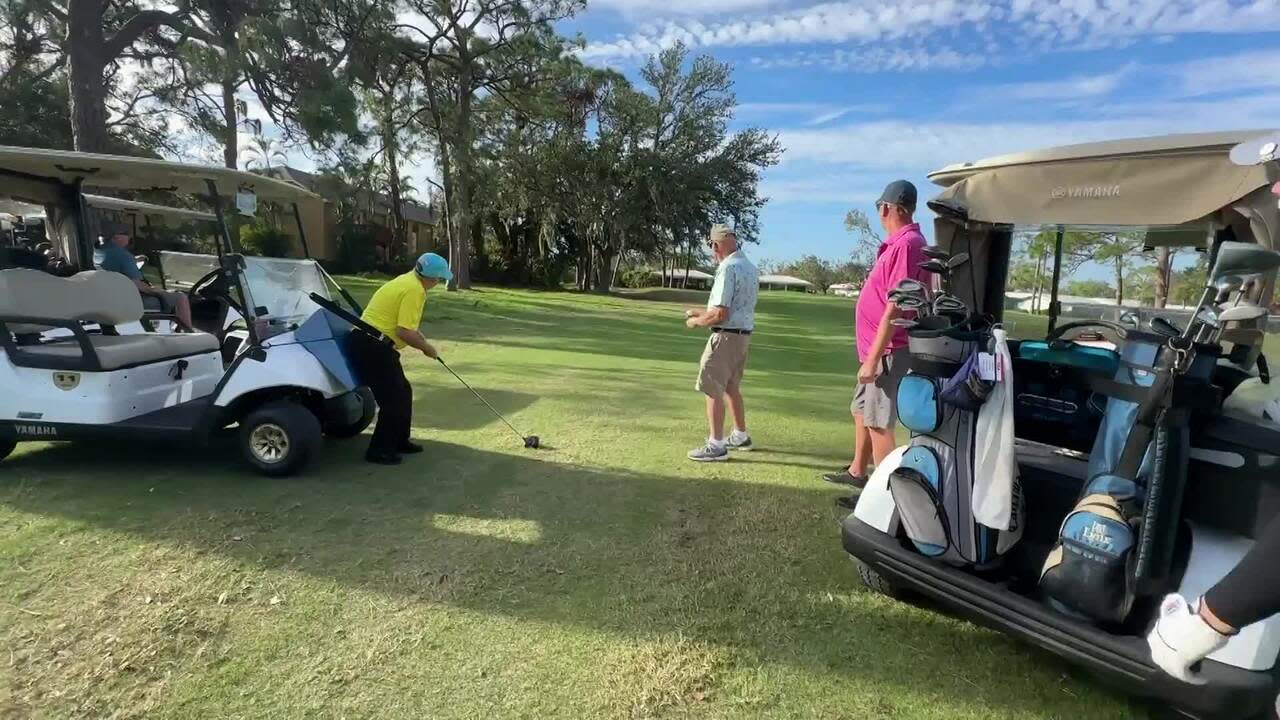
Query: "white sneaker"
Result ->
[[687, 442, 729, 462], [1146, 594, 1229, 684], [726, 430, 753, 451]]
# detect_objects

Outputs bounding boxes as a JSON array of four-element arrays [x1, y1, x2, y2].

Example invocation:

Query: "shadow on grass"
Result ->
[[0, 438, 1126, 717], [407, 386, 538, 430]]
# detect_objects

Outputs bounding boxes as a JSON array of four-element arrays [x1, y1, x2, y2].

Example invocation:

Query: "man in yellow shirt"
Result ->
[[348, 253, 450, 465]]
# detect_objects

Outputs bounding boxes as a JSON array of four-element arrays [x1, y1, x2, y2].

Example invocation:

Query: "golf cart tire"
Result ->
[[0, 437, 15, 462], [238, 400, 322, 477], [853, 556, 908, 600], [324, 387, 377, 439]]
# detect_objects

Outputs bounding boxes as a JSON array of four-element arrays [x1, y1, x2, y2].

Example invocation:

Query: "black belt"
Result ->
[[713, 327, 752, 335]]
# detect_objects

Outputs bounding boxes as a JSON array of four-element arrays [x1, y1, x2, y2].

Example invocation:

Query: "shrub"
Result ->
[[620, 269, 657, 289], [335, 223, 378, 273], [239, 222, 292, 258]]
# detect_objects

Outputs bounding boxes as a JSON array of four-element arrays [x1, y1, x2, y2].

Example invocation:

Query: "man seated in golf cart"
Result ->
[[99, 223, 194, 330]]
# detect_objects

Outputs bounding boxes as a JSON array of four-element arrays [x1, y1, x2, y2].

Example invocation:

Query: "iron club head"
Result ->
[[524, 435, 541, 449]]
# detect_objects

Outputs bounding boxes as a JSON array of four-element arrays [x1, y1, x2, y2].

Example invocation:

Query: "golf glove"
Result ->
[[1146, 594, 1230, 684]]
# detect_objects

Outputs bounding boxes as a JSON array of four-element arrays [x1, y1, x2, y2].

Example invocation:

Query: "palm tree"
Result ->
[[240, 134, 288, 173]]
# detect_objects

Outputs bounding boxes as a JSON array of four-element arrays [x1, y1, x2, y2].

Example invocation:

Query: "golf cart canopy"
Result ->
[[930, 130, 1279, 233], [928, 130, 1280, 334], [82, 194, 216, 223], [0, 145, 318, 204], [0, 145, 321, 272]]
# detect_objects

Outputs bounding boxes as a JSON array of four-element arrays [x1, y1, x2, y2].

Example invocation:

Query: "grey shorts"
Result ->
[[852, 354, 897, 430]]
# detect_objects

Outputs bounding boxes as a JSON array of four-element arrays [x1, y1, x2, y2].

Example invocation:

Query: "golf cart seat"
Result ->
[[0, 268, 219, 371]]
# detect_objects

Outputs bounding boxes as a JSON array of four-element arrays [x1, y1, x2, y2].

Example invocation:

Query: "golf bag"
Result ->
[[889, 323, 1024, 567], [1040, 333, 1206, 624]]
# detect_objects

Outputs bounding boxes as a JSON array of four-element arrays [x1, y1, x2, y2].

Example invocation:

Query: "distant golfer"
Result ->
[[825, 180, 927, 488], [684, 224, 759, 461], [347, 253, 450, 466], [99, 224, 194, 331]]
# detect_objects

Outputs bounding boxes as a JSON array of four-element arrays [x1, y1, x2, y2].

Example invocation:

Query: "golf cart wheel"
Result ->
[[324, 387, 377, 439], [239, 400, 322, 477], [852, 557, 908, 600], [0, 437, 15, 462]]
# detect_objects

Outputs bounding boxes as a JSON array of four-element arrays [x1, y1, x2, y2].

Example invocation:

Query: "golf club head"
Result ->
[[524, 435, 541, 449], [922, 246, 950, 260], [946, 253, 970, 269], [1218, 305, 1268, 323], [1214, 275, 1244, 304], [891, 318, 918, 328], [894, 297, 926, 313], [895, 278, 929, 294], [919, 259, 948, 275], [1150, 316, 1182, 337]]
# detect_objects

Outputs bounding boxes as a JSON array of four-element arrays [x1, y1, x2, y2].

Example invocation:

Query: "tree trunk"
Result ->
[[220, 19, 240, 170], [383, 96, 407, 262], [1115, 256, 1125, 306], [1155, 246, 1171, 309], [66, 0, 109, 152], [682, 240, 693, 289]]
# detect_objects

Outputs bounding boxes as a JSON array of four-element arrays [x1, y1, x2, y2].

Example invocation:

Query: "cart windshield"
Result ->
[[241, 256, 332, 324]]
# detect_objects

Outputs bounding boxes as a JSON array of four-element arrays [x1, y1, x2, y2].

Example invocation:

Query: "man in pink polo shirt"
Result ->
[[825, 180, 927, 489]]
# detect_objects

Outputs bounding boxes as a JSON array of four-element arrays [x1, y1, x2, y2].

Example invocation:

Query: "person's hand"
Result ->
[[858, 359, 880, 384], [684, 308, 698, 318], [421, 343, 439, 360], [685, 316, 699, 329]]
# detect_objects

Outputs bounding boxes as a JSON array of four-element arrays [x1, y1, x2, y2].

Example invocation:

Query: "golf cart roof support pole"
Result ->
[[205, 179, 240, 256], [204, 178, 259, 346], [1047, 225, 1065, 336], [68, 177, 93, 271], [291, 201, 312, 259]]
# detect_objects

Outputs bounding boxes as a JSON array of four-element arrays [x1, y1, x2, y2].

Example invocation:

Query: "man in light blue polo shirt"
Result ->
[[99, 224, 193, 330], [682, 224, 759, 461]]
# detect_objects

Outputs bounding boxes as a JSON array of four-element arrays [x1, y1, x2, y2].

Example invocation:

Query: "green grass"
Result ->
[[0, 285, 1145, 719]]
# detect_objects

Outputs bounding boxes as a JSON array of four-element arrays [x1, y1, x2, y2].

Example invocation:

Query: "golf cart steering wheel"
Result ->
[[1046, 319, 1128, 348], [190, 268, 227, 299]]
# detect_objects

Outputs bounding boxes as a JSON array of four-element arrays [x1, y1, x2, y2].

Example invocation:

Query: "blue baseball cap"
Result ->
[[415, 253, 453, 282]]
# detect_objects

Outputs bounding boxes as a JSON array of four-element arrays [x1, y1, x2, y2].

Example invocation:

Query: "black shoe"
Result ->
[[823, 469, 868, 488], [365, 451, 402, 465], [398, 441, 424, 454], [834, 495, 859, 512]]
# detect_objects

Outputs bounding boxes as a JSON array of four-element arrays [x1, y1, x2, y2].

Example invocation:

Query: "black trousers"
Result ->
[[347, 330, 413, 455], [1203, 515, 1280, 630]]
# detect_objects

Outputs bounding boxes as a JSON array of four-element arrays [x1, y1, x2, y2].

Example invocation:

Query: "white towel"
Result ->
[[973, 327, 1017, 529]]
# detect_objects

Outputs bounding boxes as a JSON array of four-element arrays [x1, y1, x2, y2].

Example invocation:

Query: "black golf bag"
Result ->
[[1040, 333, 1213, 624], [889, 322, 1024, 567]]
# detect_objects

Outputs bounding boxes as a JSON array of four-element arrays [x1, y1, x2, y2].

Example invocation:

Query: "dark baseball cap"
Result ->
[[877, 180, 917, 211], [104, 222, 130, 237]]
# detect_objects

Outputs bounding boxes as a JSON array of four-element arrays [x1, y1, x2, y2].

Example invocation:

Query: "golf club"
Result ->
[[933, 294, 968, 317], [436, 357, 541, 449], [893, 295, 930, 318], [1150, 316, 1182, 338], [1214, 275, 1244, 305], [1214, 304, 1269, 344], [922, 246, 951, 261], [891, 318, 918, 330]]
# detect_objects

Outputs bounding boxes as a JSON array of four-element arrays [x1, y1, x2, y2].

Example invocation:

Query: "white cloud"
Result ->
[[806, 108, 856, 125], [1178, 48, 1280, 97], [975, 64, 1134, 101], [751, 46, 990, 73], [590, 0, 779, 17], [580, 0, 1280, 65]]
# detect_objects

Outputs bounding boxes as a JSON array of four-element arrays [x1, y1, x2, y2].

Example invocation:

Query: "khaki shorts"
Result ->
[[695, 332, 750, 397], [852, 354, 897, 430]]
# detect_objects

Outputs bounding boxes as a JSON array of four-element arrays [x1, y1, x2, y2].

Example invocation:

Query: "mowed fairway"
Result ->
[[1, 284, 1141, 719]]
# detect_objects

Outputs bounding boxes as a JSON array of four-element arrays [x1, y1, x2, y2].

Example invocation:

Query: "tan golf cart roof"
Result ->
[[0, 145, 320, 204], [83, 194, 217, 222], [929, 130, 1278, 227]]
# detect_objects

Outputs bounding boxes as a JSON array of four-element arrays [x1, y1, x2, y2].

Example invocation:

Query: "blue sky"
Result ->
[[561, 0, 1280, 267]]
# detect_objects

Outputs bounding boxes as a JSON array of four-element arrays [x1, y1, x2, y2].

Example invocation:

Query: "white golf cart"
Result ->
[[842, 130, 1280, 719], [0, 146, 376, 476]]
